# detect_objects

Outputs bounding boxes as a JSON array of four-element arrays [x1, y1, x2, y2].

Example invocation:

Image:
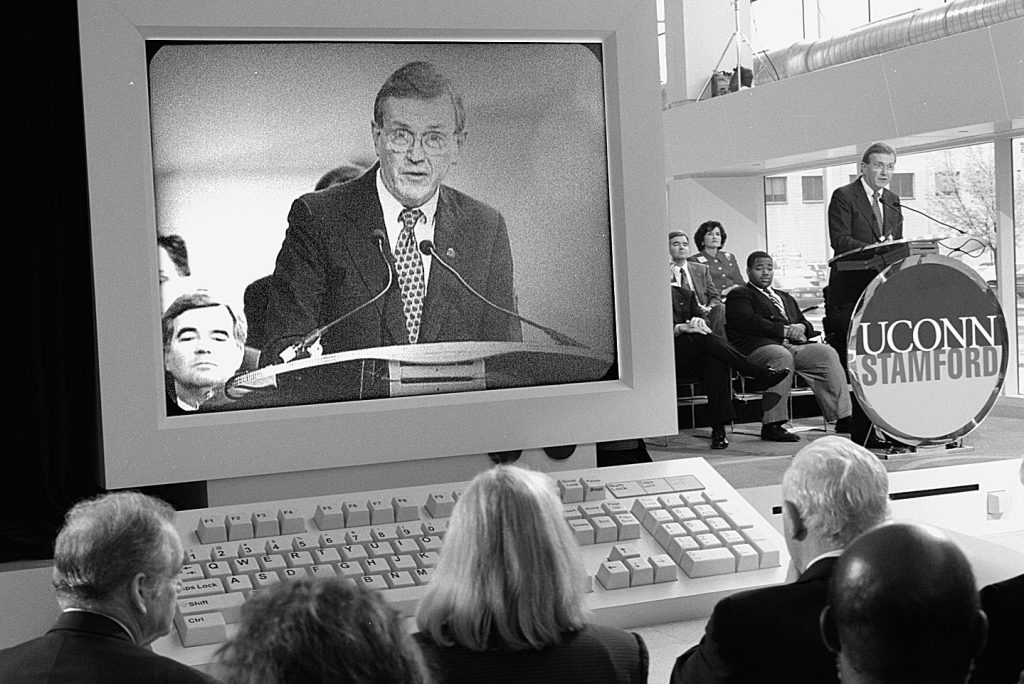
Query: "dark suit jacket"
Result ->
[[413, 623, 648, 684], [828, 178, 904, 256], [674, 261, 722, 308], [725, 282, 818, 356], [0, 611, 215, 683], [264, 166, 518, 356], [670, 557, 838, 684], [969, 573, 1024, 684]]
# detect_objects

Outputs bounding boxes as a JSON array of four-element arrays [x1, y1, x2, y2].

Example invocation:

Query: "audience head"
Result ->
[[694, 220, 727, 252], [52, 491, 184, 646], [314, 158, 374, 191], [217, 577, 429, 684], [859, 141, 897, 192], [157, 234, 191, 309], [668, 230, 690, 262], [745, 250, 776, 290], [821, 523, 987, 684], [416, 464, 587, 651], [372, 61, 466, 208], [162, 290, 247, 409], [781, 436, 889, 573]]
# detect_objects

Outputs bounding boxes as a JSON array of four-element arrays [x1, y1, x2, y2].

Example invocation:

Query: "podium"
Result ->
[[827, 238, 941, 309], [224, 341, 615, 408]]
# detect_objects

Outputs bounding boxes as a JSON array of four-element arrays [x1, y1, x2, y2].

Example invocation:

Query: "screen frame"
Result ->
[[78, 0, 675, 488]]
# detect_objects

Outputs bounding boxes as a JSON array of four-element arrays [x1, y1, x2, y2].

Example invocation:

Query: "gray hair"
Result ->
[[161, 290, 247, 351], [416, 465, 586, 651], [860, 141, 897, 163], [52, 491, 178, 605], [782, 436, 890, 547], [373, 61, 466, 134]]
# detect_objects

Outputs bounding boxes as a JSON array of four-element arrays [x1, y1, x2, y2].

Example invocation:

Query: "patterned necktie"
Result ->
[[872, 190, 884, 233], [394, 208, 425, 343], [766, 287, 787, 319]]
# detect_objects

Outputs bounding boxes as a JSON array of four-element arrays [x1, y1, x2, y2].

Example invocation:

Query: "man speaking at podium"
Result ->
[[826, 142, 904, 449], [261, 61, 519, 401]]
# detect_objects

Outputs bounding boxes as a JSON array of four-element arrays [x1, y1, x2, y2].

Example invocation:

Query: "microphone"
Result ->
[[279, 229, 394, 362], [418, 239, 586, 348], [878, 196, 967, 236]]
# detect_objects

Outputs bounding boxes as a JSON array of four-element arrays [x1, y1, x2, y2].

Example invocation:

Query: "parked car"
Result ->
[[773, 274, 825, 313]]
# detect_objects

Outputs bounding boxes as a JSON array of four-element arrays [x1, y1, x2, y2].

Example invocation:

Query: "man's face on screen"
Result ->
[[373, 95, 463, 208], [164, 305, 243, 395]]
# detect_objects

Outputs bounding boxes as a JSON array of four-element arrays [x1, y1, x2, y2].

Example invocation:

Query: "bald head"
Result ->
[[822, 523, 987, 684]]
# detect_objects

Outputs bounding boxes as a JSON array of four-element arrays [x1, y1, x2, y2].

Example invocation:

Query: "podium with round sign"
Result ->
[[847, 254, 1008, 447]]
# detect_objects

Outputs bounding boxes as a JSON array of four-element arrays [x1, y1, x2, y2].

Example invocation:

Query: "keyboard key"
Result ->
[[318, 533, 344, 550], [344, 530, 370, 545], [730, 544, 760, 572], [344, 501, 371, 527], [608, 543, 641, 562], [596, 561, 630, 589], [714, 501, 754, 529], [567, 519, 595, 546], [683, 519, 710, 535], [224, 574, 253, 593], [705, 517, 731, 532], [384, 571, 416, 589], [202, 561, 233, 580], [678, 547, 736, 578], [386, 555, 418, 572], [263, 538, 286, 555], [359, 575, 388, 591], [665, 536, 700, 565], [335, 562, 364, 581], [290, 535, 314, 551], [225, 514, 254, 541], [416, 536, 443, 552], [717, 530, 746, 546], [415, 551, 440, 568], [741, 528, 782, 568], [425, 492, 455, 518], [411, 567, 434, 585], [630, 496, 660, 518], [179, 578, 225, 598], [174, 611, 227, 647], [681, 491, 705, 506], [177, 593, 246, 624], [179, 564, 204, 582], [307, 564, 336, 579], [237, 541, 261, 557], [581, 478, 606, 501], [601, 501, 628, 516], [252, 571, 281, 589], [649, 555, 677, 583], [277, 509, 305, 535], [666, 474, 704, 491], [210, 544, 238, 561], [257, 555, 287, 572], [339, 545, 368, 562], [625, 557, 654, 586], [366, 541, 395, 558], [657, 493, 684, 508], [229, 556, 259, 575], [196, 517, 227, 544], [284, 551, 314, 568], [694, 533, 722, 549], [701, 490, 729, 503], [670, 506, 697, 523], [392, 538, 419, 555], [642, 509, 673, 533], [250, 510, 279, 537], [360, 558, 389, 576], [654, 522, 688, 549], [577, 502, 605, 519], [613, 513, 642, 540], [370, 526, 399, 542], [184, 548, 202, 564], [638, 479, 672, 495], [314, 504, 344, 530], [606, 481, 645, 498], [557, 478, 585, 503], [368, 499, 395, 524], [392, 496, 419, 522], [590, 516, 618, 543], [692, 504, 718, 519], [281, 567, 308, 581]]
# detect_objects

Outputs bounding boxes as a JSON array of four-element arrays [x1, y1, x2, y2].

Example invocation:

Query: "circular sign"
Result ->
[[847, 255, 1008, 447]]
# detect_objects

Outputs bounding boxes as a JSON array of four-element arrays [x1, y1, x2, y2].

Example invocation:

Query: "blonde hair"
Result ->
[[415, 465, 587, 651]]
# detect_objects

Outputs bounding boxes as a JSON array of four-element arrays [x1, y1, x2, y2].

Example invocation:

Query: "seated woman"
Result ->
[[688, 220, 745, 296], [673, 285, 790, 449], [216, 576, 431, 683], [414, 465, 648, 684]]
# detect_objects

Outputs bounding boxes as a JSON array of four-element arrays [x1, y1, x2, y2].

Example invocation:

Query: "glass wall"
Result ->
[[1014, 137, 1023, 394]]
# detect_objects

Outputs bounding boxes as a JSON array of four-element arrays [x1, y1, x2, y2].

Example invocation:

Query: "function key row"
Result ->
[[194, 492, 459, 544]]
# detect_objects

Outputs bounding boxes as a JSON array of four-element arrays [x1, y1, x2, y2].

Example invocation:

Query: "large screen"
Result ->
[[78, 0, 675, 488]]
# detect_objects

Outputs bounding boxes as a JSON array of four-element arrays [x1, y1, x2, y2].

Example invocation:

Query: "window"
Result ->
[[765, 176, 787, 203], [890, 173, 914, 198], [802, 175, 823, 202]]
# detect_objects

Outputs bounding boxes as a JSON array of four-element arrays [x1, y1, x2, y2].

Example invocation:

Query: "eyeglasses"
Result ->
[[380, 127, 456, 154], [866, 162, 896, 172]]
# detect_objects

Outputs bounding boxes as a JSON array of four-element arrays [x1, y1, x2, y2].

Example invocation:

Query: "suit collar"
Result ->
[[52, 610, 135, 643], [419, 185, 462, 343], [795, 555, 838, 583]]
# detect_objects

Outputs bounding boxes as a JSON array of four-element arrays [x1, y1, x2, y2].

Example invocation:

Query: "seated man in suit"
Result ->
[[162, 290, 247, 414], [726, 251, 852, 442], [670, 230, 725, 336], [0, 492, 214, 683], [671, 436, 890, 683], [263, 61, 519, 401], [970, 573, 1024, 684], [821, 523, 988, 684], [672, 285, 789, 450]]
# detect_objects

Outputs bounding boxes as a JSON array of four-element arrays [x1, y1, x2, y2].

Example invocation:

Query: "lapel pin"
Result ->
[[446, 247, 456, 259]]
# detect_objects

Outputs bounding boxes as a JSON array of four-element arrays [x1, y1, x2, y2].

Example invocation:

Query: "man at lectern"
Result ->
[[261, 61, 519, 394], [826, 142, 905, 450]]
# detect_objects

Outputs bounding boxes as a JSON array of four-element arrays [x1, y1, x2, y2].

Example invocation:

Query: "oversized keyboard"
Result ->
[[152, 458, 790, 672]]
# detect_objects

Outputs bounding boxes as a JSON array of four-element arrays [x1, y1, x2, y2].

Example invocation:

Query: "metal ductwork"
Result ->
[[754, 0, 1024, 85]]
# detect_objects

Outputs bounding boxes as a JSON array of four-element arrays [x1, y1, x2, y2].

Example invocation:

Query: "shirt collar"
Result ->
[[860, 176, 882, 199], [62, 608, 136, 644], [805, 549, 843, 570]]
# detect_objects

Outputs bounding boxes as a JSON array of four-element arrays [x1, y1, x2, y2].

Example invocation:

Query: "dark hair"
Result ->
[[161, 291, 247, 350], [314, 159, 374, 192], [668, 230, 686, 240], [373, 61, 465, 134], [694, 221, 727, 250], [218, 577, 431, 684], [157, 234, 190, 277], [746, 250, 773, 268], [860, 141, 897, 164], [52, 491, 177, 604]]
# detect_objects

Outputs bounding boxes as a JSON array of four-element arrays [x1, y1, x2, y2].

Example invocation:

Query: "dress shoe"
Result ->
[[761, 422, 801, 442], [710, 426, 729, 450], [761, 367, 792, 388], [834, 416, 853, 433]]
